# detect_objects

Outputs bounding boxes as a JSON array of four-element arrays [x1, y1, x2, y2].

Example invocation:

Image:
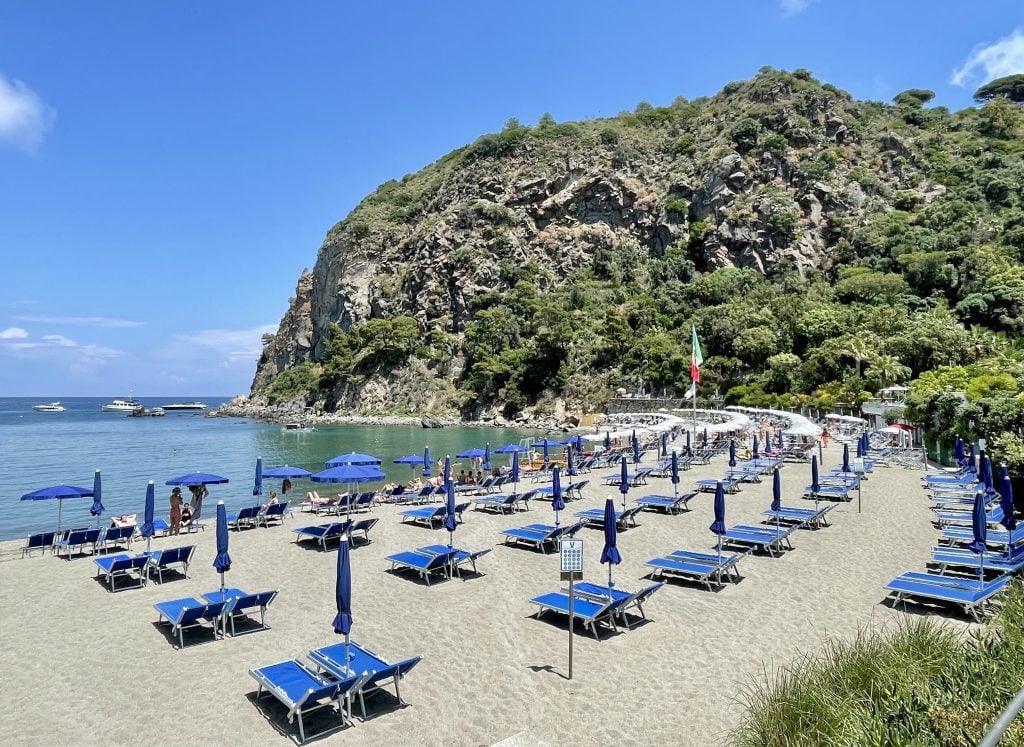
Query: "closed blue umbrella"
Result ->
[[752, 435, 759, 461], [253, 457, 263, 497], [1000, 469, 1016, 530], [213, 501, 231, 593], [842, 443, 850, 474], [443, 455, 452, 484], [661, 433, 668, 458], [856, 437, 864, 459], [967, 443, 977, 473], [326, 452, 382, 467], [90, 469, 105, 521], [566, 447, 576, 486], [631, 431, 640, 464], [954, 436, 965, 466], [811, 455, 820, 510], [969, 489, 988, 590], [685, 430, 691, 456], [599, 498, 621, 589], [511, 450, 520, 498], [140, 481, 156, 553], [670, 451, 680, 499], [334, 535, 354, 667], [703, 427, 708, 446], [777, 429, 784, 452], [603, 431, 611, 450], [551, 467, 565, 526], [543, 439, 550, 464], [423, 446, 431, 477], [619, 457, 629, 509], [771, 467, 782, 532], [710, 481, 727, 564], [444, 477, 457, 545], [729, 439, 736, 468], [483, 443, 492, 471], [21, 483, 93, 534]]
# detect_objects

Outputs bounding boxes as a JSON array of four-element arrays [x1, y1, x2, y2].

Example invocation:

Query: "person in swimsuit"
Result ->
[[169, 487, 183, 535]]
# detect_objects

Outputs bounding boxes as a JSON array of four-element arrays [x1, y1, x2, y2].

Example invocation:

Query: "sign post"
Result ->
[[852, 457, 866, 514], [559, 538, 583, 680]]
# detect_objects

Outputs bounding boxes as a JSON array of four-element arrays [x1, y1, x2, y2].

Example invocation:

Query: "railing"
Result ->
[[980, 688, 1024, 746]]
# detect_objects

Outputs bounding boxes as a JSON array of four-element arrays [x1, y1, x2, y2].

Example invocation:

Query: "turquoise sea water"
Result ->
[[0, 397, 540, 540]]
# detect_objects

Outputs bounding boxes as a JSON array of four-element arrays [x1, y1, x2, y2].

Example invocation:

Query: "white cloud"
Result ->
[[951, 28, 1024, 88], [41, 334, 76, 347], [0, 326, 28, 339], [0, 73, 55, 152], [780, 0, 814, 16], [17, 314, 144, 328], [154, 325, 276, 368], [0, 331, 120, 362]]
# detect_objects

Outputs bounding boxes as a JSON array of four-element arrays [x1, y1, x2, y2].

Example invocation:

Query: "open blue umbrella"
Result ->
[[771, 468, 782, 531], [483, 443, 492, 471], [394, 454, 425, 467], [619, 457, 630, 509], [752, 435, 760, 461], [311, 464, 385, 522], [253, 457, 263, 497], [334, 535, 354, 667], [90, 469, 105, 521], [140, 481, 156, 553], [444, 477, 457, 546], [166, 472, 230, 486], [423, 446, 431, 477], [710, 481, 727, 564], [326, 452, 382, 467], [631, 431, 640, 464], [729, 439, 736, 468], [842, 443, 850, 474], [603, 431, 611, 450], [21, 483, 93, 534], [213, 501, 232, 593], [968, 489, 988, 590], [456, 447, 487, 459], [562, 435, 584, 452], [511, 450, 520, 498], [599, 498, 622, 589], [495, 443, 527, 454], [551, 467, 565, 527], [811, 455, 820, 510], [670, 451, 680, 499], [263, 465, 312, 479]]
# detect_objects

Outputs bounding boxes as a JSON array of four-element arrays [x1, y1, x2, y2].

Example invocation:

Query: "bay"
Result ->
[[0, 397, 541, 540]]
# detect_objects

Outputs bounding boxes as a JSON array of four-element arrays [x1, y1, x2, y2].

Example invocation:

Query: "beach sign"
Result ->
[[559, 538, 583, 680]]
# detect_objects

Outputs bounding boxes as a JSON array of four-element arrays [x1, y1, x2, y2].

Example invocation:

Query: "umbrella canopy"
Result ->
[[842, 443, 850, 473], [483, 443, 492, 471], [262, 465, 312, 479], [456, 447, 487, 459], [533, 438, 562, 448], [334, 536, 353, 636], [165, 472, 229, 486], [752, 435, 759, 461], [444, 477, 457, 542], [253, 457, 263, 497], [90, 469, 105, 518], [1001, 472, 1017, 534], [969, 490, 988, 555], [631, 431, 640, 464], [213, 501, 231, 591], [710, 482, 727, 535], [495, 443, 528, 454], [423, 446, 431, 477], [22, 483, 93, 533], [551, 467, 565, 526], [394, 454, 425, 466], [599, 498, 622, 588], [729, 440, 736, 468], [771, 468, 782, 513], [310, 465, 386, 483], [954, 436, 965, 464], [811, 455, 820, 494], [325, 452, 382, 467], [561, 435, 584, 451], [140, 481, 156, 542]]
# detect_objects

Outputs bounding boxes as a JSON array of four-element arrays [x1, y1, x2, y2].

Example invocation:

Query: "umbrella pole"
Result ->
[[980, 550, 985, 592], [57, 500, 63, 535], [717, 535, 722, 565], [220, 570, 225, 595]]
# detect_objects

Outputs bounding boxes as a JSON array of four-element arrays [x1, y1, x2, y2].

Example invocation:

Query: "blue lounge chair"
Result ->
[[22, 531, 57, 558], [940, 526, 1024, 549], [308, 642, 422, 720], [635, 492, 696, 514], [885, 570, 1010, 621], [257, 500, 292, 527], [723, 469, 761, 484], [473, 494, 520, 514], [292, 522, 347, 551], [530, 591, 626, 639], [564, 479, 589, 500], [228, 505, 262, 530], [145, 545, 195, 582], [697, 478, 739, 494], [803, 484, 851, 501], [153, 596, 227, 648], [721, 524, 794, 556], [202, 588, 279, 635], [933, 503, 1004, 527], [761, 503, 835, 529], [416, 544, 492, 575], [98, 525, 135, 553], [349, 517, 379, 545], [249, 659, 367, 743], [94, 553, 150, 591], [54, 527, 103, 559], [929, 546, 1024, 576], [400, 505, 447, 526], [571, 581, 663, 628], [385, 548, 457, 585], [575, 505, 642, 530], [644, 550, 742, 590], [500, 521, 583, 553]]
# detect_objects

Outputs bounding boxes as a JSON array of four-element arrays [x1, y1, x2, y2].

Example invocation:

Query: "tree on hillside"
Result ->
[[974, 74, 1024, 104], [893, 89, 935, 107]]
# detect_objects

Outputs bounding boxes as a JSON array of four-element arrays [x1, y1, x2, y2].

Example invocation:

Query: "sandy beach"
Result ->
[[0, 443, 966, 746]]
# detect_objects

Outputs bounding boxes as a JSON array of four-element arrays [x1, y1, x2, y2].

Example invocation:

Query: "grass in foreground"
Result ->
[[732, 581, 1024, 746]]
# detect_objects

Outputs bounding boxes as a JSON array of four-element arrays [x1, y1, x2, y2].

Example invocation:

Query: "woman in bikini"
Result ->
[[169, 487, 183, 535]]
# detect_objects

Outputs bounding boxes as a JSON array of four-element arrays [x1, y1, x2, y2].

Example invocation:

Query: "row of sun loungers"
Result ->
[[23, 524, 137, 559], [227, 500, 292, 529], [154, 587, 279, 647], [249, 641, 421, 743], [93, 545, 197, 590]]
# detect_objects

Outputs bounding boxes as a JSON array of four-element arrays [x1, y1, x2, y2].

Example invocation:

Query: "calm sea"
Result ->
[[0, 397, 540, 540]]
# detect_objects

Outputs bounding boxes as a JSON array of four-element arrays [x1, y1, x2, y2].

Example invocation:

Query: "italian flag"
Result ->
[[690, 325, 703, 383]]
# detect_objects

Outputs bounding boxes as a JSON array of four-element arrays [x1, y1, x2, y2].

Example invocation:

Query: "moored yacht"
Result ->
[[33, 401, 66, 412], [161, 401, 208, 411], [101, 398, 142, 412]]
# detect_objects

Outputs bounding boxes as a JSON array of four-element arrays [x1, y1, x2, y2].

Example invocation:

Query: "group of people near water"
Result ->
[[167, 485, 208, 535]]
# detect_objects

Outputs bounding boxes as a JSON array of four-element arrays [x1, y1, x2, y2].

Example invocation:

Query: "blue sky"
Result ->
[[0, 1, 1021, 396]]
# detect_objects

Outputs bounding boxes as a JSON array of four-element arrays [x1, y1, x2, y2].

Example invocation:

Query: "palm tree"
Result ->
[[839, 337, 873, 378], [866, 354, 912, 386]]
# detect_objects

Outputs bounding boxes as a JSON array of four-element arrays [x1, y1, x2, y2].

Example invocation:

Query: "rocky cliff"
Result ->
[[244, 67, 1024, 422]]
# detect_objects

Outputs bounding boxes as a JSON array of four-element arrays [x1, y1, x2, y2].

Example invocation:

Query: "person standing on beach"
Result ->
[[169, 487, 182, 535], [189, 485, 208, 522]]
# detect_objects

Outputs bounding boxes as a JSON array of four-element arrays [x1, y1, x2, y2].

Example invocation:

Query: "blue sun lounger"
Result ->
[[929, 546, 1024, 576], [473, 494, 519, 513], [400, 505, 447, 526], [153, 596, 227, 648], [530, 591, 626, 639], [575, 505, 642, 530], [227, 505, 262, 530], [22, 530, 58, 558], [54, 527, 103, 559], [292, 522, 347, 551], [349, 517, 379, 545], [308, 641, 422, 720], [885, 570, 1010, 621], [202, 588, 279, 635], [761, 503, 835, 529], [721, 524, 794, 556], [940, 526, 1024, 549], [697, 478, 739, 494], [635, 492, 697, 514], [416, 544, 492, 575], [143, 545, 195, 582], [933, 504, 1004, 527], [385, 548, 458, 585], [98, 525, 135, 553], [249, 659, 367, 743], [724, 469, 761, 484], [94, 553, 150, 591], [644, 550, 742, 590], [500, 521, 584, 553], [571, 581, 664, 628], [803, 484, 851, 501], [256, 499, 292, 526]]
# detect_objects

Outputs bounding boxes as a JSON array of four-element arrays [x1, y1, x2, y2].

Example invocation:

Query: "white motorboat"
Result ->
[[101, 398, 142, 412], [162, 402, 208, 411], [281, 423, 315, 432], [33, 401, 66, 412]]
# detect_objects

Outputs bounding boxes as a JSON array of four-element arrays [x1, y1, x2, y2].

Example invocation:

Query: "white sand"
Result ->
[[0, 444, 966, 746]]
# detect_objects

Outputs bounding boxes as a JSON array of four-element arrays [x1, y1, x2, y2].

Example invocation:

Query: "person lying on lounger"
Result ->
[[111, 514, 137, 528], [260, 491, 279, 513]]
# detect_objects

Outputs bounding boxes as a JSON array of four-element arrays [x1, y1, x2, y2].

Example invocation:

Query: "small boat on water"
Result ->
[[281, 423, 316, 432], [162, 401, 208, 411], [102, 398, 142, 411], [130, 406, 165, 417], [33, 401, 66, 412]]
